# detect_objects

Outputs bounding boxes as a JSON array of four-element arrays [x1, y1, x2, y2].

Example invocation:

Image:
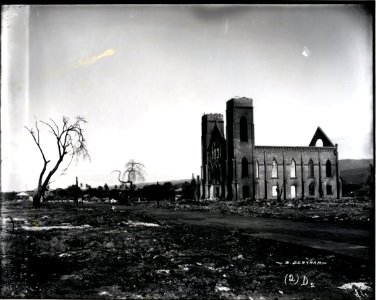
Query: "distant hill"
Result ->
[[339, 159, 373, 171], [339, 159, 373, 185], [107, 179, 192, 190], [135, 179, 191, 189]]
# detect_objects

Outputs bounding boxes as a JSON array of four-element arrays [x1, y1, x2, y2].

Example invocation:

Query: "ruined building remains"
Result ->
[[201, 97, 341, 200]]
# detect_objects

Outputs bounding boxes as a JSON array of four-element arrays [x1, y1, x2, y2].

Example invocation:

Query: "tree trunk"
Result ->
[[33, 155, 64, 207], [74, 176, 79, 206], [33, 186, 47, 207], [33, 193, 41, 207]]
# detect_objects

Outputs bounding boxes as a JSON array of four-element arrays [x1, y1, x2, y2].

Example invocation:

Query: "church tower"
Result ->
[[226, 97, 255, 200], [201, 113, 227, 199]]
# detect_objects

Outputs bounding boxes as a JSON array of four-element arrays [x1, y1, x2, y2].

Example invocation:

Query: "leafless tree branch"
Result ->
[[112, 160, 145, 190], [25, 115, 90, 207]]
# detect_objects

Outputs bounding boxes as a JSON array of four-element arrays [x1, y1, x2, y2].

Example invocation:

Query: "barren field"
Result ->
[[154, 198, 373, 228], [1, 201, 374, 299]]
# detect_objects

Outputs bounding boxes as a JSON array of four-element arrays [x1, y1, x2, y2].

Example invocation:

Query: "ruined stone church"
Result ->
[[201, 97, 341, 200]]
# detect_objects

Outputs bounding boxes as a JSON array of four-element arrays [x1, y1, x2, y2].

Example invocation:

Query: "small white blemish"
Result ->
[[215, 284, 231, 292], [302, 46, 311, 57], [338, 282, 371, 291]]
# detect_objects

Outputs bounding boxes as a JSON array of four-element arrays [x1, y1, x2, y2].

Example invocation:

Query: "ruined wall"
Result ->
[[253, 146, 339, 200], [201, 98, 341, 200]]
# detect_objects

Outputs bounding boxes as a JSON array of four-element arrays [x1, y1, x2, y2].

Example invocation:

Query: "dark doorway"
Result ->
[[326, 185, 333, 195], [309, 182, 315, 195], [242, 185, 249, 199]]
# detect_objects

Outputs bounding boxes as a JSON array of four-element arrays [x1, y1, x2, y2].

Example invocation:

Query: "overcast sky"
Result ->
[[2, 4, 373, 192]]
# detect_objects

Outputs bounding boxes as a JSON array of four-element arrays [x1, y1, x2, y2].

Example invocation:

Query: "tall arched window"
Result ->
[[255, 160, 259, 178], [290, 159, 296, 178], [291, 185, 296, 199], [326, 160, 332, 177], [272, 159, 278, 178], [308, 159, 314, 178], [241, 157, 248, 178], [240, 117, 248, 142]]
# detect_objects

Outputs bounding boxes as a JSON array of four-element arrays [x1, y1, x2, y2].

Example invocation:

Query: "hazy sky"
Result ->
[[2, 5, 373, 192]]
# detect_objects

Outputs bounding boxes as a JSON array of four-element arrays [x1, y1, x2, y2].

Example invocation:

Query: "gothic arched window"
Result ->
[[240, 117, 248, 142], [255, 160, 259, 178], [290, 160, 296, 178], [241, 157, 248, 178], [291, 185, 296, 199], [272, 159, 278, 178], [326, 160, 332, 177], [308, 159, 314, 178]]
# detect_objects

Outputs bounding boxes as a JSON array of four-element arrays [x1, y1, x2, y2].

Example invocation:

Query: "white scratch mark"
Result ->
[[224, 18, 229, 36], [77, 48, 116, 67], [21, 224, 91, 231]]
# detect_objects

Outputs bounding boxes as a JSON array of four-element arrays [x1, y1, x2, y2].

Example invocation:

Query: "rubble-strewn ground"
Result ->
[[1, 201, 373, 299], [152, 198, 373, 228]]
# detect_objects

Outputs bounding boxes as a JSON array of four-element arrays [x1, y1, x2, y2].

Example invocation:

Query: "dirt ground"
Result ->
[[1, 201, 374, 299], [152, 198, 373, 228]]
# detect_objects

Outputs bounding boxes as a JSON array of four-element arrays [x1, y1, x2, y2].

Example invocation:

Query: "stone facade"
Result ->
[[201, 97, 341, 200]]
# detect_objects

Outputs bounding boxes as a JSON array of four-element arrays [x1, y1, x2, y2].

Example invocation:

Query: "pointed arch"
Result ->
[[308, 159, 314, 178], [290, 159, 296, 178], [315, 139, 323, 147], [255, 160, 259, 178], [240, 117, 248, 142], [326, 160, 332, 177], [241, 157, 248, 178], [272, 159, 278, 178]]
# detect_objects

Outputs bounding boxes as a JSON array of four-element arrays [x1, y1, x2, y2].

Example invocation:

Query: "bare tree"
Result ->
[[112, 159, 145, 190], [112, 160, 145, 204], [25, 116, 89, 207]]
